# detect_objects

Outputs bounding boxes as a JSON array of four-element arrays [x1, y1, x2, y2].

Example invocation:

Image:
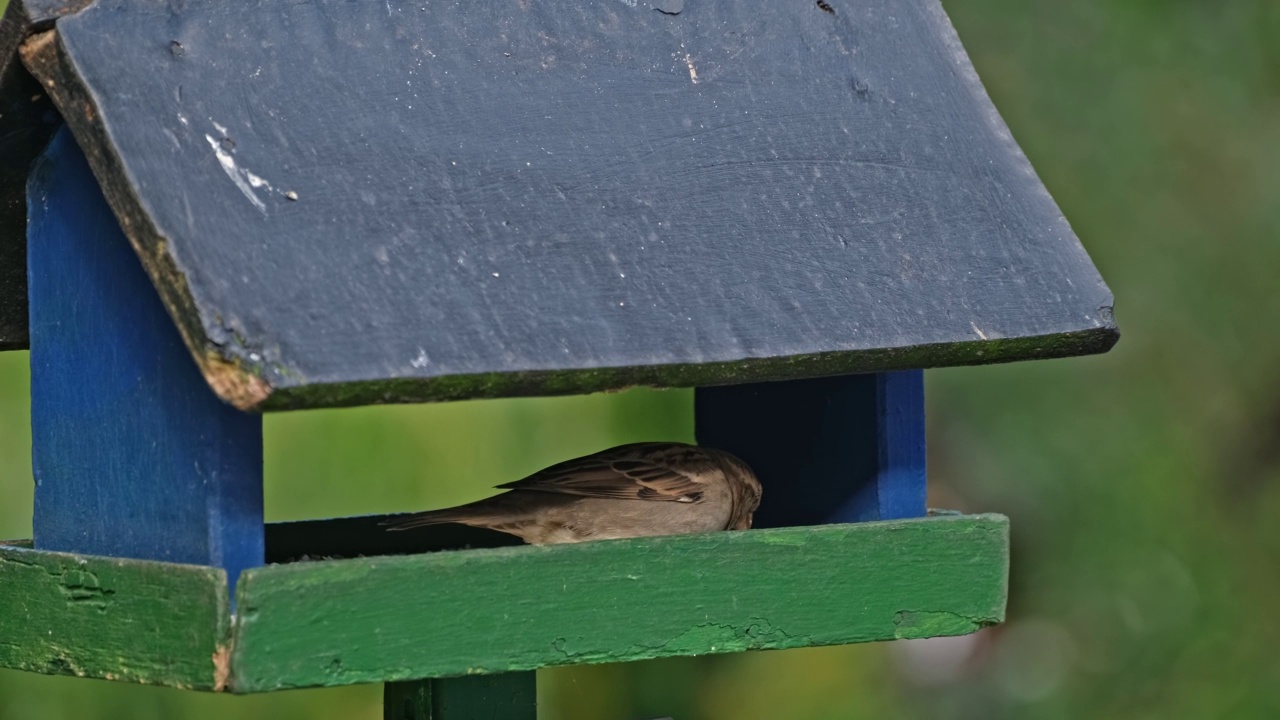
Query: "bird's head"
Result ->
[[706, 448, 763, 530]]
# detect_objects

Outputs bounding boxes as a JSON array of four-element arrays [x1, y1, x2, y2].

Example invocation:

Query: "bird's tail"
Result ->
[[380, 507, 479, 531], [380, 494, 516, 532]]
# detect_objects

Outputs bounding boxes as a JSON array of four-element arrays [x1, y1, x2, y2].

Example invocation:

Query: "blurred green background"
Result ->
[[3, 0, 1279, 717]]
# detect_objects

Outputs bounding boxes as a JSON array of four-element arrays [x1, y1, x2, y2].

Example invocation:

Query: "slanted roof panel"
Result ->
[[26, 0, 1115, 409]]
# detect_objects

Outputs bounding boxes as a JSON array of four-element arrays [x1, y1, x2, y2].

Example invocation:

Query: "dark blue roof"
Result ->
[[3, 0, 1115, 409]]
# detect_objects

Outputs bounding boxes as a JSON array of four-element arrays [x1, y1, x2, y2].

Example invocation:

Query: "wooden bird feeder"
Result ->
[[0, 0, 1116, 715]]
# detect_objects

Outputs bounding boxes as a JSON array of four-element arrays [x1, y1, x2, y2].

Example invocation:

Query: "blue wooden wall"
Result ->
[[695, 370, 926, 526], [27, 128, 263, 589]]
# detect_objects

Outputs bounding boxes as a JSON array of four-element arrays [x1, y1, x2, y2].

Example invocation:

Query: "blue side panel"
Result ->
[[27, 128, 263, 588], [839, 370, 926, 521], [695, 371, 926, 527]]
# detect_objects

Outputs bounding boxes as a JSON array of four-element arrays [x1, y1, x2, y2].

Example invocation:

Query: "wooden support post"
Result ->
[[26, 128, 263, 591], [385, 674, 537, 720], [695, 371, 926, 526]]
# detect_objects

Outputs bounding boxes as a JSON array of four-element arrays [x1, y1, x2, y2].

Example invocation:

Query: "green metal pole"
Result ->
[[385, 672, 537, 720]]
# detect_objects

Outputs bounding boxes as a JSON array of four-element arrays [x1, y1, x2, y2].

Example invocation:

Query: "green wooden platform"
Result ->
[[0, 513, 1008, 693]]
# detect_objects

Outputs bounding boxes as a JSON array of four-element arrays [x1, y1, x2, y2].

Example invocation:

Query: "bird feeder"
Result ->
[[0, 0, 1116, 715]]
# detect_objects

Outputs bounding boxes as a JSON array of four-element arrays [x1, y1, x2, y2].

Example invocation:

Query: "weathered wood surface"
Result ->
[[14, 0, 1115, 408], [385, 675, 537, 720], [27, 127, 264, 590], [230, 514, 1008, 692], [0, 543, 229, 689], [0, 514, 1009, 692]]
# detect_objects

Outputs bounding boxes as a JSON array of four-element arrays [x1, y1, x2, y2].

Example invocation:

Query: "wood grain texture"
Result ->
[[18, 0, 1115, 409], [229, 514, 1009, 692], [27, 127, 264, 591], [0, 543, 229, 689], [385, 675, 537, 720]]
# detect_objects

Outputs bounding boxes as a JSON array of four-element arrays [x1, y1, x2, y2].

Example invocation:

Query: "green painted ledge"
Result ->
[[0, 513, 1009, 693], [0, 543, 229, 689]]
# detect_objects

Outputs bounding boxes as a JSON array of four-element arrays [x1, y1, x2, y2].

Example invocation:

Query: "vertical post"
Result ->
[[695, 370, 926, 527], [385, 674, 537, 720], [26, 127, 263, 591], [863, 371, 926, 521]]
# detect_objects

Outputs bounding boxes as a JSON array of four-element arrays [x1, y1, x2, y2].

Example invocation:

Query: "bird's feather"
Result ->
[[496, 442, 710, 503], [383, 442, 762, 541]]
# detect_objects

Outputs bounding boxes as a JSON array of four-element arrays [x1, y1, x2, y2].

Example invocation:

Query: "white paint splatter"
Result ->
[[245, 170, 273, 190], [205, 134, 267, 213], [684, 53, 698, 84], [204, 122, 284, 213]]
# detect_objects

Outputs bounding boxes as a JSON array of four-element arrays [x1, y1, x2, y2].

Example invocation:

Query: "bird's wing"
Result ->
[[496, 442, 712, 503]]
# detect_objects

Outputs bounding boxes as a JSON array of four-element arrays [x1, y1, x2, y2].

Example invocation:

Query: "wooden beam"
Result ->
[[229, 514, 1007, 692], [0, 514, 1008, 692], [26, 127, 264, 591], [860, 370, 927, 521], [0, 543, 229, 689]]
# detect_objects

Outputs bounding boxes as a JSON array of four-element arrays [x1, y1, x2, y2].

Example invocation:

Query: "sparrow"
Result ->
[[384, 442, 762, 545]]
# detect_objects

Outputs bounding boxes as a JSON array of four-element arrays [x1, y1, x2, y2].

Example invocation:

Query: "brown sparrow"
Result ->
[[384, 442, 762, 545]]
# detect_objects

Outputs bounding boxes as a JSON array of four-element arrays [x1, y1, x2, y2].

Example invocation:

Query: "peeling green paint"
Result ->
[[229, 514, 1010, 691], [0, 544, 229, 689], [893, 610, 987, 639], [0, 514, 1009, 693]]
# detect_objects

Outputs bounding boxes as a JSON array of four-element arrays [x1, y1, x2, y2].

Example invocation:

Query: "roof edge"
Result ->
[[259, 324, 1119, 412], [20, 28, 274, 410]]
